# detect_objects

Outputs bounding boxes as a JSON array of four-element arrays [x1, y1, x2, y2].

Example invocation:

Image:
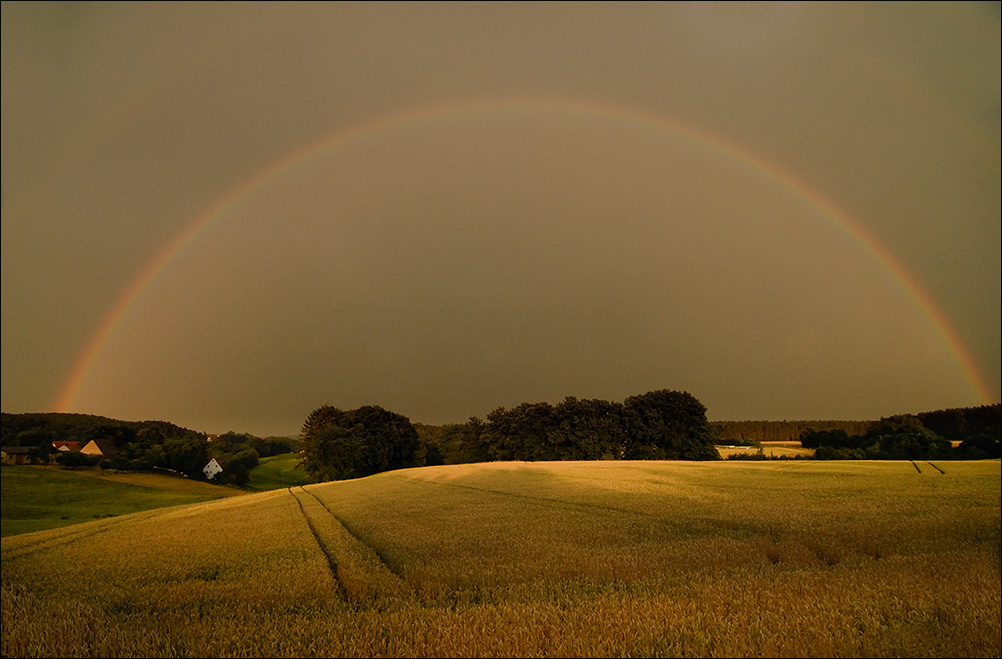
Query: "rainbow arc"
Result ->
[[56, 97, 994, 411]]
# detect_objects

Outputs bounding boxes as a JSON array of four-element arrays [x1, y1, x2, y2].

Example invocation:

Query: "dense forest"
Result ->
[[0, 412, 294, 484]]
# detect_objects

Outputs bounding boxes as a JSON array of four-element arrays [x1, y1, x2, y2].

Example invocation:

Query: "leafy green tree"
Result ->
[[956, 434, 1001, 459], [622, 390, 720, 460], [807, 414, 953, 460], [221, 448, 260, 485], [454, 417, 490, 463], [301, 406, 347, 442], [917, 403, 1001, 441], [84, 423, 136, 448], [549, 396, 626, 460], [14, 427, 57, 449], [299, 405, 421, 481], [253, 436, 294, 457], [799, 428, 851, 449], [864, 416, 951, 460], [27, 442, 54, 464], [482, 402, 557, 461], [163, 437, 210, 478]]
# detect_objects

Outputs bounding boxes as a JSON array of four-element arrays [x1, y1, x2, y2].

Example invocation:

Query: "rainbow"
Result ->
[[55, 96, 995, 411]]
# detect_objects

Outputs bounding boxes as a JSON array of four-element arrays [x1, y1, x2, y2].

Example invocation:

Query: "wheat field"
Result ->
[[2, 460, 999, 657]]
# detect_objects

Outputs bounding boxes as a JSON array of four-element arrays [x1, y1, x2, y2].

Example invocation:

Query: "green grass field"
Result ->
[[2, 459, 999, 657], [0, 465, 243, 538], [1, 453, 311, 538], [246, 452, 312, 491]]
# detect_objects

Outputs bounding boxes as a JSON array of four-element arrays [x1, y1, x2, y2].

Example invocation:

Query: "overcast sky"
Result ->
[[3, 2, 999, 437]]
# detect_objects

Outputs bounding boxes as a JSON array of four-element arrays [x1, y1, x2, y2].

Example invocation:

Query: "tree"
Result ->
[[299, 405, 421, 481], [162, 437, 209, 478], [455, 417, 490, 463], [482, 402, 557, 461], [301, 405, 347, 442], [622, 390, 720, 460], [221, 448, 260, 486], [864, 416, 951, 460], [799, 428, 850, 449], [956, 434, 1001, 459], [549, 396, 626, 460]]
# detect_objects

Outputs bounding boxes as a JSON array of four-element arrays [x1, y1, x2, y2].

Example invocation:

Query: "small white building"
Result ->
[[203, 457, 223, 480]]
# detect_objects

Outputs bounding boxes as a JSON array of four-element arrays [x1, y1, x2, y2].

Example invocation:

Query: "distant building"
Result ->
[[80, 439, 117, 458], [52, 441, 80, 452], [203, 457, 223, 480], [0, 446, 33, 465]]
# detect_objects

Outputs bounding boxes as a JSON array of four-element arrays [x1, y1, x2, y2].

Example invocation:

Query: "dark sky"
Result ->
[[2, 2, 999, 436]]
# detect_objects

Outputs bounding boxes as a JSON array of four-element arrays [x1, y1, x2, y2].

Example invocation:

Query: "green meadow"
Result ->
[[247, 452, 312, 491], [2, 460, 999, 658], [1, 453, 310, 538], [0, 465, 242, 538]]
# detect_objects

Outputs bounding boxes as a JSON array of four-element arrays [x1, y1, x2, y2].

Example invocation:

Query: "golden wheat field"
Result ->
[[2, 459, 1000, 658]]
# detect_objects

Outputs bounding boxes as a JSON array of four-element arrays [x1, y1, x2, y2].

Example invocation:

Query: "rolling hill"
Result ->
[[2, 459, 999, 657]]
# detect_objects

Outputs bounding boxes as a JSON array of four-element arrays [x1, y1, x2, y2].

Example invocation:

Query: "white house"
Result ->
[[203, 457, 223, 480]]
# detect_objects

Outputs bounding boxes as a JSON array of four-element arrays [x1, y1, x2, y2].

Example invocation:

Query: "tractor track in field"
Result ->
[[296, 487, 403, 580], [288, 487, 342, 592], [289, 486, 404, 600], [910, 460, 947, 474]]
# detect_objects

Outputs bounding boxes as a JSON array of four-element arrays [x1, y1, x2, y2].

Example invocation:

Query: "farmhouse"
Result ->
[[203, 457, 223, 480], [0, 446, 33, 465], [52, 441, 80, 452], [80, 439, 117, 458]]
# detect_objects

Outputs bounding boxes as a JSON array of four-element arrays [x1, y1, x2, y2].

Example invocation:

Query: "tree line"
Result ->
[[711, 419, 872, 443], [799, 406, 1000, 461], [636, 408, 1000, 446], [299, 389, 721, 482]]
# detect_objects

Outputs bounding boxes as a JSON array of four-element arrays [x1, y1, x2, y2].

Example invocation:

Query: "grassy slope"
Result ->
[[312, 460, 999, 588], [246, 452, 311, 491], [1, 452, 310, 538], [2, 460, 999, 658], [0, 465, 242, 537]]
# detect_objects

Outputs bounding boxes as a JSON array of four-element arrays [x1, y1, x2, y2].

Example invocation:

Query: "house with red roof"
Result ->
[[52, 441, 80, 452]]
